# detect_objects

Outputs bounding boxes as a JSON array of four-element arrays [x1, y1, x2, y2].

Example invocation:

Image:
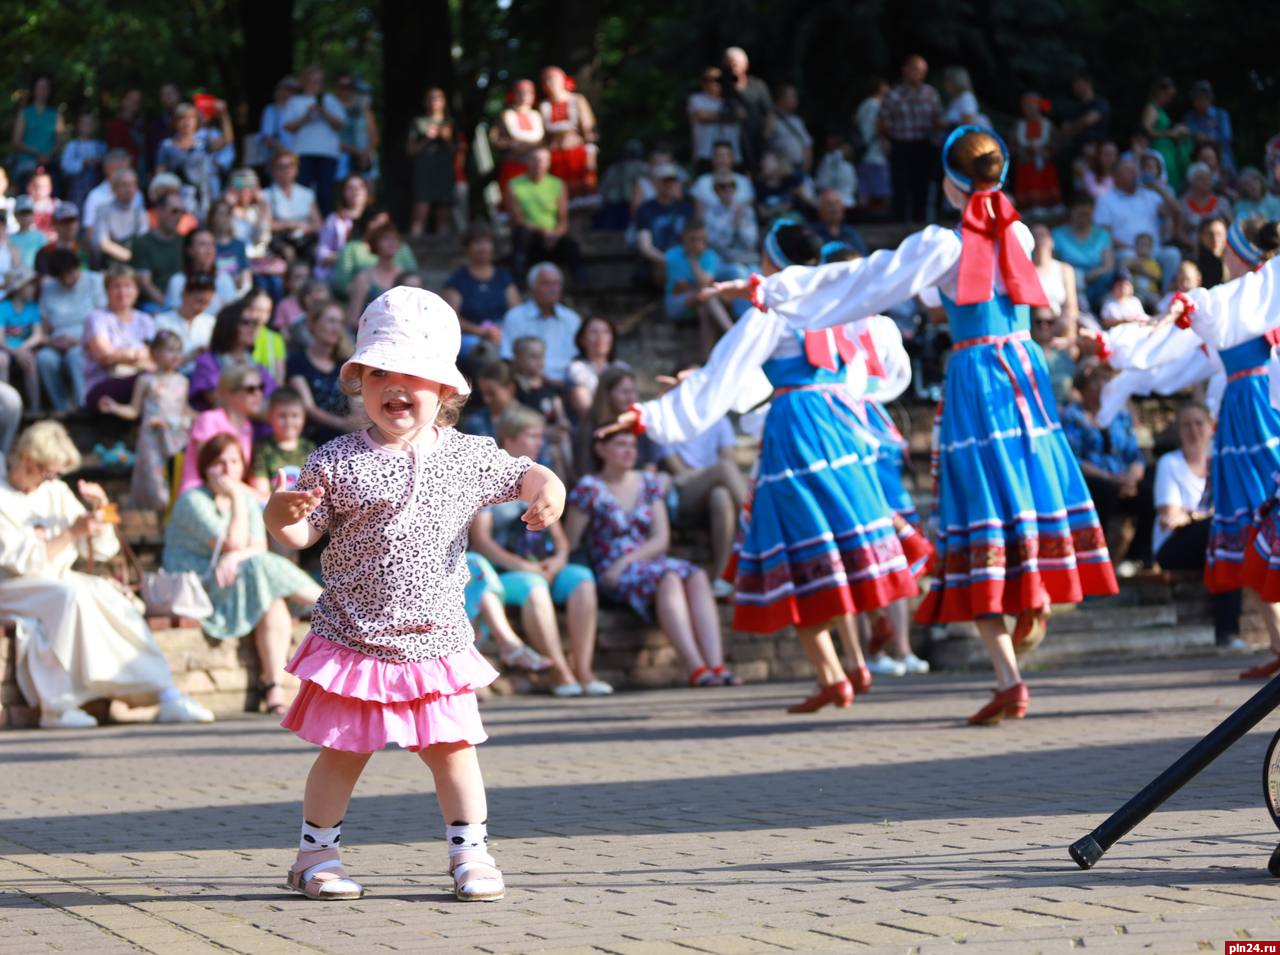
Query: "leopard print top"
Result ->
[[296, 427, 532, 663]]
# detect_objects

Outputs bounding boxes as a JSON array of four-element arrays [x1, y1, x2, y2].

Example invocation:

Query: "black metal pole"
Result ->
[[1070, 673, 1280, 870]]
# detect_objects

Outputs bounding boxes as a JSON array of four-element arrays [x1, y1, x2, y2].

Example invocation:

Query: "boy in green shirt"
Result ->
[[251, 387, 316, 496]]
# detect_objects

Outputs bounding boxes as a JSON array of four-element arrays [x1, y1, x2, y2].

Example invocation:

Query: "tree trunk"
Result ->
[[240, 0, 294, 122], [538, 0, 600, 73], [380, 0, 452, 226]]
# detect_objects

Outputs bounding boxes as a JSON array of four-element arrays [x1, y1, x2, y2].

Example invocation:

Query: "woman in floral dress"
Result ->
[[564, 430, 736, 686]]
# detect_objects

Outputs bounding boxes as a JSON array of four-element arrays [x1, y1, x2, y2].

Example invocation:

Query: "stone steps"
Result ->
[[929, 621, 1226, 673], [5, 583, 1270, 727]]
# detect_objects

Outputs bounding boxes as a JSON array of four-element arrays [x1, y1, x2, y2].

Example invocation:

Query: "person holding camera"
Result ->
[[282, 66, 345, 216], [688, 67, 742, 175]]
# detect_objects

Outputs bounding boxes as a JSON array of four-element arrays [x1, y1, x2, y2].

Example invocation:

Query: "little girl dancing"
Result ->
[[264, 286, 565, 902]]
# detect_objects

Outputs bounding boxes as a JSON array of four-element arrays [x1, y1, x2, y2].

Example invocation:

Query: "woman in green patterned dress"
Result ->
[[163, 432, 321, 713], [1141, 77, 1192, 193]]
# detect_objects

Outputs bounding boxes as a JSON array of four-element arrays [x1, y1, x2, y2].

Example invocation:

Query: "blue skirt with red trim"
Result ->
[[732, 384, 919, 634], [1205, 372, 1280, 593], [915, 331, 1117, 624]]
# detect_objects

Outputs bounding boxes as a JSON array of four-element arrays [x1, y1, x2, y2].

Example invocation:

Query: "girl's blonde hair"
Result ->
[[217, 361, 263, 393], [495, 404, 545, 445], [11, 421, 81, 474], [339, 363, 468, 426]]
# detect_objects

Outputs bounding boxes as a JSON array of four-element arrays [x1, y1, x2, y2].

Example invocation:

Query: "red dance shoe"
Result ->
[[1012, 610, 1048, 656], [712, 665, 743, 686], [967, 682, 1030, 726], [846, 665, 873, 694], [868, 614, 893, 657], [1239, 655, 1280, 680], [787, 679, 854, 714], [689, 666, 718, 687]]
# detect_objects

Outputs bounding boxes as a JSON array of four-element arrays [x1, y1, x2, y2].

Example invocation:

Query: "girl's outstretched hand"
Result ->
[[522, 476, 565, 531], [265, 474, 324, 532]]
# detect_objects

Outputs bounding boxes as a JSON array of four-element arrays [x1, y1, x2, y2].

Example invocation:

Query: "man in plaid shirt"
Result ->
[[879, 54, 942, 224]]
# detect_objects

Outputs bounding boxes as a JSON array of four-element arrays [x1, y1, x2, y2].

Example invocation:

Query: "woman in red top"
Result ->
[[491, 80, 544, 202], [540, 67, 598, 198], [1013, 93, 1062, 217]]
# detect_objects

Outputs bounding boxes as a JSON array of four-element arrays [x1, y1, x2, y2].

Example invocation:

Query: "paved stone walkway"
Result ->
[[3, 657, 1280, 954]]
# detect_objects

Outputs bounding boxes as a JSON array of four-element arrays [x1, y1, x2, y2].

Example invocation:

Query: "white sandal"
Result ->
[[450, 848, 505, 901], [499, 644, 552, 672], [285, 848, 365, 900]]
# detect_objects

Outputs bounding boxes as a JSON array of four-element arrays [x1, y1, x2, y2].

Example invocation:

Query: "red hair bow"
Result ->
[[956, 190, 1049, 308]]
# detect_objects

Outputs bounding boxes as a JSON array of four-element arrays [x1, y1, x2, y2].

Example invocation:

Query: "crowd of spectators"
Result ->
[[3, 48, 1280, 724]]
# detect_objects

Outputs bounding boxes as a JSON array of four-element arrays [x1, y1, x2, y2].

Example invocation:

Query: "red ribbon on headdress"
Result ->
[[803, 326, 860, 372], [956, 190, 1049, 307]]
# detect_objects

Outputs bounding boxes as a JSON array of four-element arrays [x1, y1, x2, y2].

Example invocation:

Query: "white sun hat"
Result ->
[[341, 286, 471, 395]]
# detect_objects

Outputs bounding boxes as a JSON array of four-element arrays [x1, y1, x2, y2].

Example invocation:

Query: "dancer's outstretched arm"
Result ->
[[1173, 255, 1280, 351], [712, 226, 963, 332], [601, 307, 785, 446]]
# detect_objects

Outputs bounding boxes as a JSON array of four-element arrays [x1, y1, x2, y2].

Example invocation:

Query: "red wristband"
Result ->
[[1170, 292, 1196, 329], [1085, 329, 1114, 363], [628, 403, 646, 435], [749, 272, 767, 312]]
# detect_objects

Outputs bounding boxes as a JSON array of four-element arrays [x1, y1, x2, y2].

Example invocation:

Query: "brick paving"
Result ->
[[3, 656, 1280, 954]]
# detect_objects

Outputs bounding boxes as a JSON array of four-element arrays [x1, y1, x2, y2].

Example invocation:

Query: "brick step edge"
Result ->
[[928, 623, 1265, 672]]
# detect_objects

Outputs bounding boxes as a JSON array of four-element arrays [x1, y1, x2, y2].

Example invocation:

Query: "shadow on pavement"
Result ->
[[3, 731, 1271, 850]]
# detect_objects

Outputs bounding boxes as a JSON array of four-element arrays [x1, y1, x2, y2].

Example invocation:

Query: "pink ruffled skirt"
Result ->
[[281, 632, 499, 753]]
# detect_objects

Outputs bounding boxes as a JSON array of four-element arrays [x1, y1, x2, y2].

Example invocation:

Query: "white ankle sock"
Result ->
[[159, 687, 181, 704], [300, 819, 342, 851], [446, 821, 488, 859]]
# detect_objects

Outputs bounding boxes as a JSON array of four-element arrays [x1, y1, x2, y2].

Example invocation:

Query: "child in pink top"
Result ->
[[178, 364, 262, 495], [265, 286, 565, 903]]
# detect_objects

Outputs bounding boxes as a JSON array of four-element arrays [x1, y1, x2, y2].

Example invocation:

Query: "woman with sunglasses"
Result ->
[[189, 291, 279, 412], [713, 127, 1119, 724], [178, 363, 268, 498]]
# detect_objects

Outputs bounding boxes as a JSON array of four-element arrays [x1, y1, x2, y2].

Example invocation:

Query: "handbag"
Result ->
[[91, 523, 222, 620], [143, 525, 225, 619], [141, 566, 215, 620]]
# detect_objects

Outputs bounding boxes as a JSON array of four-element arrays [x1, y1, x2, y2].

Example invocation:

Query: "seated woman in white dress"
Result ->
[[0, 421, 214, 728]]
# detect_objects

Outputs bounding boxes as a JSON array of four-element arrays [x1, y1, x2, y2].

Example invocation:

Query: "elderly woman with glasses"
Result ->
[[164, 431, 320, 715], [265, 150, 322, 260], [1, 421, 214, 728]]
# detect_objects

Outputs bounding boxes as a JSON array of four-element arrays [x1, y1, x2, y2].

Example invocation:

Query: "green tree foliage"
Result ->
[[0, 0, 1275, 181], [0, 0, 381, 130]]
